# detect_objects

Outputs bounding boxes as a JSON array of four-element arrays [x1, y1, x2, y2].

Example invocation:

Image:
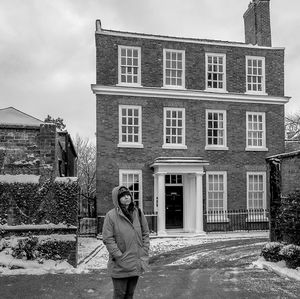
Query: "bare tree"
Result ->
[[285, 112, 300, 140], [74, 134, 96, 217]]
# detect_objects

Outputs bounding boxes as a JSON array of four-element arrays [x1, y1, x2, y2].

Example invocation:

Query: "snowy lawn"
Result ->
[[0, 232, 299, 281]]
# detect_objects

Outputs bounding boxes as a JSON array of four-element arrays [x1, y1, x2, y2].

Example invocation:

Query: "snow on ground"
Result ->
[[0, 232, 299, 281]]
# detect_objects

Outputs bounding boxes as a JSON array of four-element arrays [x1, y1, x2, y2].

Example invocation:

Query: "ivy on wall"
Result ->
[[0, 179, 80, 226], [278, 191, 300, 246]]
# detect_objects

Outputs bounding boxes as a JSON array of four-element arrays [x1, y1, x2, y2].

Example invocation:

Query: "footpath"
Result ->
[[1, 234, 300, 298]]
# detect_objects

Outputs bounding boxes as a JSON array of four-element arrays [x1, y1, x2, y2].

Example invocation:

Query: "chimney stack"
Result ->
[[243, 0, 272, 47]]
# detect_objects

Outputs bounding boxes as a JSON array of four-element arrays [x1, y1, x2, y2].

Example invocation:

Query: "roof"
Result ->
[[266, 150, 300, 160], [0, 107, 43, 127], [95, 20, 285, 51]]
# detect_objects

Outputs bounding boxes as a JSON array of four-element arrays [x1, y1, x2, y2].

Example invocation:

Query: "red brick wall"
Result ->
[[0, 124, 58, 177], [95, 30, 285, 214], [96, 34, 284, 96], [96, 94, 285, 213], [244, 0, 271, 47]]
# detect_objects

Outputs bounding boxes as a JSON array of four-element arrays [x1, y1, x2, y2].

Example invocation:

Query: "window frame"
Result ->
[[119, 169, 143, 210], [246, 171, 268, 222], [118, 45, 141, 86], [205, 53, 227, 92], [163, 49, 185, 89], [245, 111, 268, 151], [118, 105, 143, 148], [245, 56, 266, 94], [206, 171, 228, 223], [163, 107, 187, 149], [205, 109, 228, 150]]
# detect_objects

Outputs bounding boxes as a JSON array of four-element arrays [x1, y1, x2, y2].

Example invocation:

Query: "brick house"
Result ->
[[91, 0, 290, 235], [0, 107, 77, 179]]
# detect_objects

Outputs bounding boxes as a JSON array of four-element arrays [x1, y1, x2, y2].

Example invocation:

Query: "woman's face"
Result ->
[[119, 194, 131, 206]]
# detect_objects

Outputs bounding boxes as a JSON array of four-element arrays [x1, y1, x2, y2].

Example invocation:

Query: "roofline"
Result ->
[[0, 107, 44, 123], [95, 20, 285, 51], [266, 150, 300, 160], [0, 124, 40, 130]]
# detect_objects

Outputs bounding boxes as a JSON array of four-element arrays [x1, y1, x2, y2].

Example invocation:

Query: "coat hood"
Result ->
[[112, 185, 133, 209]]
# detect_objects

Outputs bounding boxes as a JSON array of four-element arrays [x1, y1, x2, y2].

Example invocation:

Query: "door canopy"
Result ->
[[150, 157, 209, 174]]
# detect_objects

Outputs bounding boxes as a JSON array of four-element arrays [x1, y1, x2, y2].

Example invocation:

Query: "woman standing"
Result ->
[[102, 186, 150, 299]]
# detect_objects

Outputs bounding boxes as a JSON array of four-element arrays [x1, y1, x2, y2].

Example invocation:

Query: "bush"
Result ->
[[11, 235, 76, 262], [12, 235, 39, 260], [37, 239, 75, 260], [261, 242, 284, 262], [279, 244, 300, 269]]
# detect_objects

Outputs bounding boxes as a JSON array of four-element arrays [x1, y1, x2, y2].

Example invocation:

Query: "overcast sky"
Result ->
[[0, 0, 299, 141]]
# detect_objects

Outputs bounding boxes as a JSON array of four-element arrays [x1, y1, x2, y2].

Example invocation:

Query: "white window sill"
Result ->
[[245, 147, 268, 152], [116, 83, 142, 88], [204, 89, 228, 93], [246, 216, 269, 222], [207, 217, 230, 223], [162, 85, 186, 90], [245, 91, 268, 96], [118, 143, 144, 148], [205, 146, 229, 151], [162, 144, 187, 150]]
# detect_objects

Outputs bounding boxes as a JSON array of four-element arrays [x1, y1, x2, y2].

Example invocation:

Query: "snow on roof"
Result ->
[[0, 107, 43, 127], [0, 174, 40, 184], [54, 177, 78, 183]]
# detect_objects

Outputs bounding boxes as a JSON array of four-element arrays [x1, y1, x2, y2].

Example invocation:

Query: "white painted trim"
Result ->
[[97, 29, 284, 50], [162, 144, 187, 150], [118, 45, 141, 86], [205, 109, 227, 148], [246, 111, 266, 149], [163, 107, 186, 148], [91, 84, 290, 105], [205, 146, 229, 151], [118, 105, 142, 146], [117, 143, 144, 148], [245, 147, 268, 152], [245, 56, 266, 94], [163, 49, 185, 89], [119, 169, 143, 210], [205, 53, 226, 92], [206, 171, 228, 213], [246, 171, 267, 210]]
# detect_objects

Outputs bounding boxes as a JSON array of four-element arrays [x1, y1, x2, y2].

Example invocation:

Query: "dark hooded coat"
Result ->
[[102, 186, 150, 278]]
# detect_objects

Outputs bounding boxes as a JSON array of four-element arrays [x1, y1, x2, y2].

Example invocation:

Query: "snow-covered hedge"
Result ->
[[261, 242, 300, 269], [0, 178, 79, 226], [1, 234, 77, 268]]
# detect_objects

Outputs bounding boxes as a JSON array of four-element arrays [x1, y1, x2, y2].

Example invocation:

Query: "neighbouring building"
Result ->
[[92, 0, 290, 235], [0, 107, 77, 179], [266, 150, 300, 242]]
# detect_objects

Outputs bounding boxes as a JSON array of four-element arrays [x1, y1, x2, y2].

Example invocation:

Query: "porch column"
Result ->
[[195, 171, 205, 233], [157, 172, 167, 235]]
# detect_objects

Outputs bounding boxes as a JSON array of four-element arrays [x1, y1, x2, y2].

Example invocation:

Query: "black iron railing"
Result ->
[[94, 211, 158, 236], [204, 209, 269, 232]]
